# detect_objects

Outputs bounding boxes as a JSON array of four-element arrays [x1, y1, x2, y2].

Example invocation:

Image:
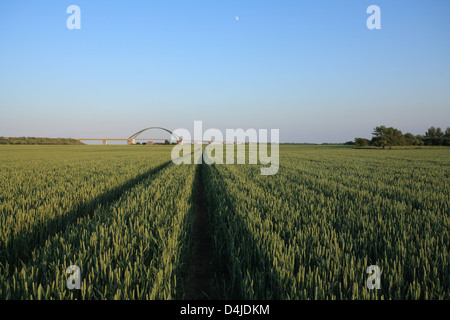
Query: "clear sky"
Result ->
[[1, 0, 449, 143]]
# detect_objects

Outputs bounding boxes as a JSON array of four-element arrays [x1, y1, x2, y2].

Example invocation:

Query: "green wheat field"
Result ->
[[0, 145, 448, 299]]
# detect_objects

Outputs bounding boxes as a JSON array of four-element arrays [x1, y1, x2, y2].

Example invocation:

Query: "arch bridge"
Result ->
[[76, 127, 183, 145], [76, 127, 247, 145]]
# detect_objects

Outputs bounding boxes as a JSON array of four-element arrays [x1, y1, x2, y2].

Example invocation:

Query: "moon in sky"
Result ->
[[235, 16, 239, 21]]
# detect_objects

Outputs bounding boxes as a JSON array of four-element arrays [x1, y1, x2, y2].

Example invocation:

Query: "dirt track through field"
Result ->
[[184, 164, 215, 299]]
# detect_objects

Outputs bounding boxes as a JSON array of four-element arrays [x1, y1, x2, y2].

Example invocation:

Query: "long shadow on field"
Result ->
[[203, 164, 286, 300], [0, 161, 172, 268]]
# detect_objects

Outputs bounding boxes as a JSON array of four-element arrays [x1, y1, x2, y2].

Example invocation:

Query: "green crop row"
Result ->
[[0, 146, 172, 265], [203, 147, 449, 299], [0, 158, 197, 299]]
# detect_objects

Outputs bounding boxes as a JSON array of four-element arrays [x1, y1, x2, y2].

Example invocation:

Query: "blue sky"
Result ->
[[0, 0, 449, 143]]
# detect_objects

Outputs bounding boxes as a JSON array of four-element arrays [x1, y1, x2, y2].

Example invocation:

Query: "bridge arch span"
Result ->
[[129, 127, 181, 141]]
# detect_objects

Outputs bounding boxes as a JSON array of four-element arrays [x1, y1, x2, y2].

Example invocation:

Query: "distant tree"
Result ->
[[445, 127, 450, 138], [164, 139, 170, 145], [354, 138, 370, 147], [403, 133, 415, 145], [372, 126, 386, 138], [344, 141, 355, 145], [424, 126, 438, 145], [423, 126, 446, 145], [356, 125, 448, 149], [425, 126, 437, 138], [444, 127, 450, 146], [404, 132, 423, 146], [371, 125, 406, 148], [135, 142, 141, 145]]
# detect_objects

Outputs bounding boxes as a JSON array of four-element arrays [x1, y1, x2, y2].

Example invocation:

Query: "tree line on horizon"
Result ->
[[353, 126, 450, 148], [0, 137, 85, 145], [2, 128, 450, 147]]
